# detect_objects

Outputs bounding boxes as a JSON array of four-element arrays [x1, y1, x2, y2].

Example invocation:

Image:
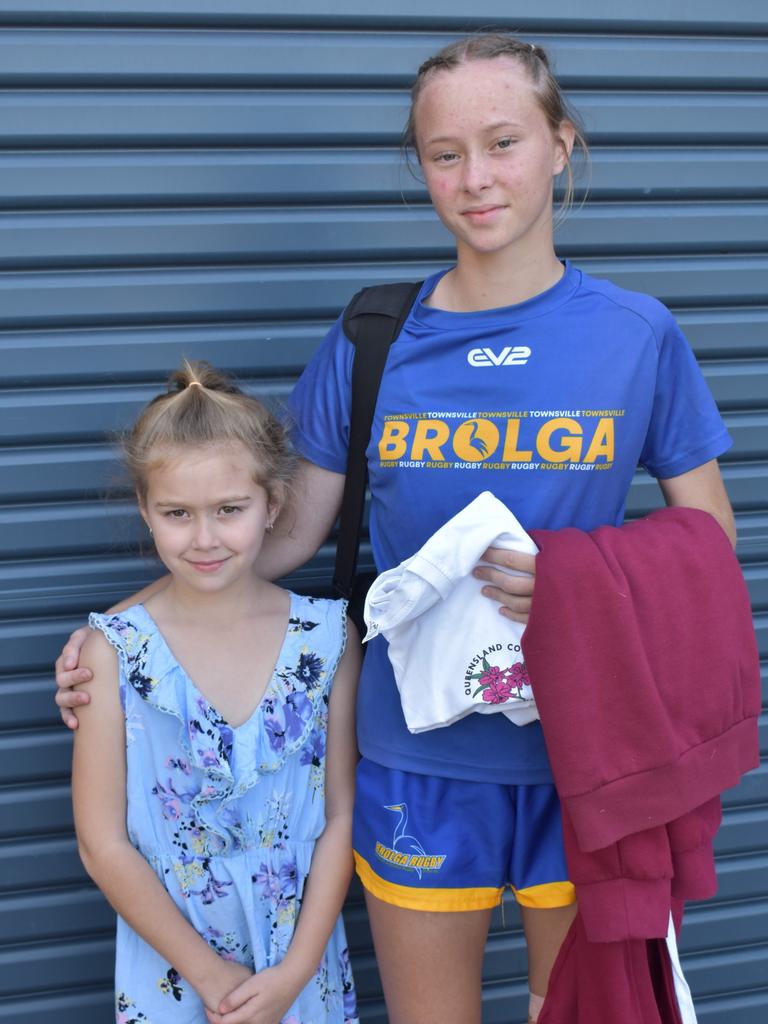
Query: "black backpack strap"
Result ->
[[333, 280, 423, 601]]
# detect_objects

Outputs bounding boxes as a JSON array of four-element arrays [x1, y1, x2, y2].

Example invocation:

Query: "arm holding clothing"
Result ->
[[474, 457, 736, 622]]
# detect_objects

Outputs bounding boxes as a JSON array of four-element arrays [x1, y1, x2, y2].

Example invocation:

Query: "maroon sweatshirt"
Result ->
[[524, 508, 760, 1022]]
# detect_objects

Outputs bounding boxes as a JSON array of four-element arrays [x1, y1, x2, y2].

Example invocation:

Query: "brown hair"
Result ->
[[403, 34, 589, 220], [124, 360, 295, 505]]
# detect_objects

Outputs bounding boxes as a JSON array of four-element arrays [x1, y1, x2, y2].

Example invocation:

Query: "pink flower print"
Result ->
[[506, 661, 530, 687], [479, 666, 514, 704]]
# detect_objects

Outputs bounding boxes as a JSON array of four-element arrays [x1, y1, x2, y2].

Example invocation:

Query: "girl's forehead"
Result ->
[[415, 59, 540, 133], [146, 442, 262, 482]]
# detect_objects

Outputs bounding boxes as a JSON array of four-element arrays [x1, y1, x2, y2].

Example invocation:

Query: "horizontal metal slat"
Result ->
[[629, 462, 768, 517], [675, 308, 768, 359], [720, 761, 768, 810], [0, 937, 112, 1002], [0, 379, 287, 443], [1, 256, 768, 329], [681, 899, 768, 952], [0, 90, 765, 147], [0, 320, 326, 385], [0, 554, 161, 618], [0, 782, 73, 839], [0, 729, 72, 786], [1, 147, 766, 209], [0, 987, 112, 1024], [0, 834, 84, 891], [682, 942, 768, 999], [0, 676, 62, 729], [714, 804, 768, 861], [0, 29, 767, 88], [0, 886, 112, 945], [2, 201, 768, 269], [0, 0, 766, 33]]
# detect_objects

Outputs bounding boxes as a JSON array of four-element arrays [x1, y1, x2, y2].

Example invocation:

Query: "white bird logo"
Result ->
[[384, 803, 429, 878]]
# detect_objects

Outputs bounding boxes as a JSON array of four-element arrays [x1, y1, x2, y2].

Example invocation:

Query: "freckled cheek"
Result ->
[[425, 176, 458, 212]]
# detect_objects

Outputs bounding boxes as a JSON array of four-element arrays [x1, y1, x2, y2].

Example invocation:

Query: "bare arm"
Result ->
[[474, 458, 736, 622], [72, 631, 252, 1009], [56, 459, 346, 727], [657, 458, 736, 548], [209, 622, 361, 1023]]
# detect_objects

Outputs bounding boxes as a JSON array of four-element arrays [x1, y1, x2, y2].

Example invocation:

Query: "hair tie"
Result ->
[[188, 380, 204, 390]]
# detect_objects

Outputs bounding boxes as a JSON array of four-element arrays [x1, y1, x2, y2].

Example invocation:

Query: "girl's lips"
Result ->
[[188, 559, 228, 573], [462, 205, 504, 222]]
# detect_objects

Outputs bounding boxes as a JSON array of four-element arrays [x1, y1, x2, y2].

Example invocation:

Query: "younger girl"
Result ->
[[72, 362, 359, 1024]]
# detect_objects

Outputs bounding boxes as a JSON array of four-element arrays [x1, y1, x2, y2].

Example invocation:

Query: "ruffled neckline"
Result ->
[[137, 599, 291, 737]]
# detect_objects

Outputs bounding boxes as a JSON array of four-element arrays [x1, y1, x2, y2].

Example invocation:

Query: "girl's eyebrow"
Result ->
[[423, 121, 525, 145], [153, 495, 253, 507]]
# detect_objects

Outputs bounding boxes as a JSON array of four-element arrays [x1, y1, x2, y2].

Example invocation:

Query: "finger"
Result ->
[[474, 567, 534, 596], [55, 681, 92, 708], [57, 627, 91, 671], [500, 606, 529, 625], [218, 978, 258, 1015], [479, 584, 532, 614], [59, 707, 80, 731], [216, 996, 262, 1024], [480, 547, 536, 575], [55, 667, 93, 691]]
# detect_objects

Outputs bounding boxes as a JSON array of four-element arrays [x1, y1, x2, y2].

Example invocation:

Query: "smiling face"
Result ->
[[139, 441, 279, 595], [414, 58, 573, 266]]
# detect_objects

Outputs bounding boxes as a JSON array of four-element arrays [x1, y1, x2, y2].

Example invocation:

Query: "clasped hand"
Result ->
[[205, 961, 300, 1024]]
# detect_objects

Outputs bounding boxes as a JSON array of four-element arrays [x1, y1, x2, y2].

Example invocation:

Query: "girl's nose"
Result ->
[[462, 153, 493, 193], [193, 517, 217, 549]]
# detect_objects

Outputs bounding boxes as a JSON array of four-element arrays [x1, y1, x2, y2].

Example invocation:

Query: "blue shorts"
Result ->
[[352, 758, 575, 912]]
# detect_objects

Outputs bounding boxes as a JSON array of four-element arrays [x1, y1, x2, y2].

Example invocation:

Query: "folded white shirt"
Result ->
[[363, 491, 539, 733]]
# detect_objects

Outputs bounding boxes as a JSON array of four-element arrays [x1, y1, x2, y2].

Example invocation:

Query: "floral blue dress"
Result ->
[[90, 593, 358, 1024]]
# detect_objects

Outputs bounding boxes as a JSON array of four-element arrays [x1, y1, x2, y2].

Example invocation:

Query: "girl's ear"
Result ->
[[137, 496, 150, 530], [553, 119, 576, 176], [267, 481, 286, 528]]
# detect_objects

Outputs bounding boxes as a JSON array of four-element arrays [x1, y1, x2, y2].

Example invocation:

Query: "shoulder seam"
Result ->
[[577, 280, 665, 352]]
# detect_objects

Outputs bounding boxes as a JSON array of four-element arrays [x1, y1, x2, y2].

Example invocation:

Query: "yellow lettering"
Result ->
[[584, 417, 614, 463], [411, 419, 450, 461], [378, 420, 409, 461], [537, 418, 583, 463], [501, 418, 533, 462]]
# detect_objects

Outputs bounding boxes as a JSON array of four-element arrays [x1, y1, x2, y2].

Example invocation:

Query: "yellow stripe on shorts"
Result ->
[[513, 880, 576, 908], [354, 851, 503, 912]]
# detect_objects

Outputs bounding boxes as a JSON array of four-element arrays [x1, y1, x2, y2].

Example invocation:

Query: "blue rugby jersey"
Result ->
[[288, 262, 731, 784]]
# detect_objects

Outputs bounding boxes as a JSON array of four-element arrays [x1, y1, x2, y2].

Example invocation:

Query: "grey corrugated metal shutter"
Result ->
[[0, 2, 766, 1021]]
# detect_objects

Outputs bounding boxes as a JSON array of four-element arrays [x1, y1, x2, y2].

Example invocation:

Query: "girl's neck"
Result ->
[[147, 572, 281, 629], [430, 247, 564, 313]]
